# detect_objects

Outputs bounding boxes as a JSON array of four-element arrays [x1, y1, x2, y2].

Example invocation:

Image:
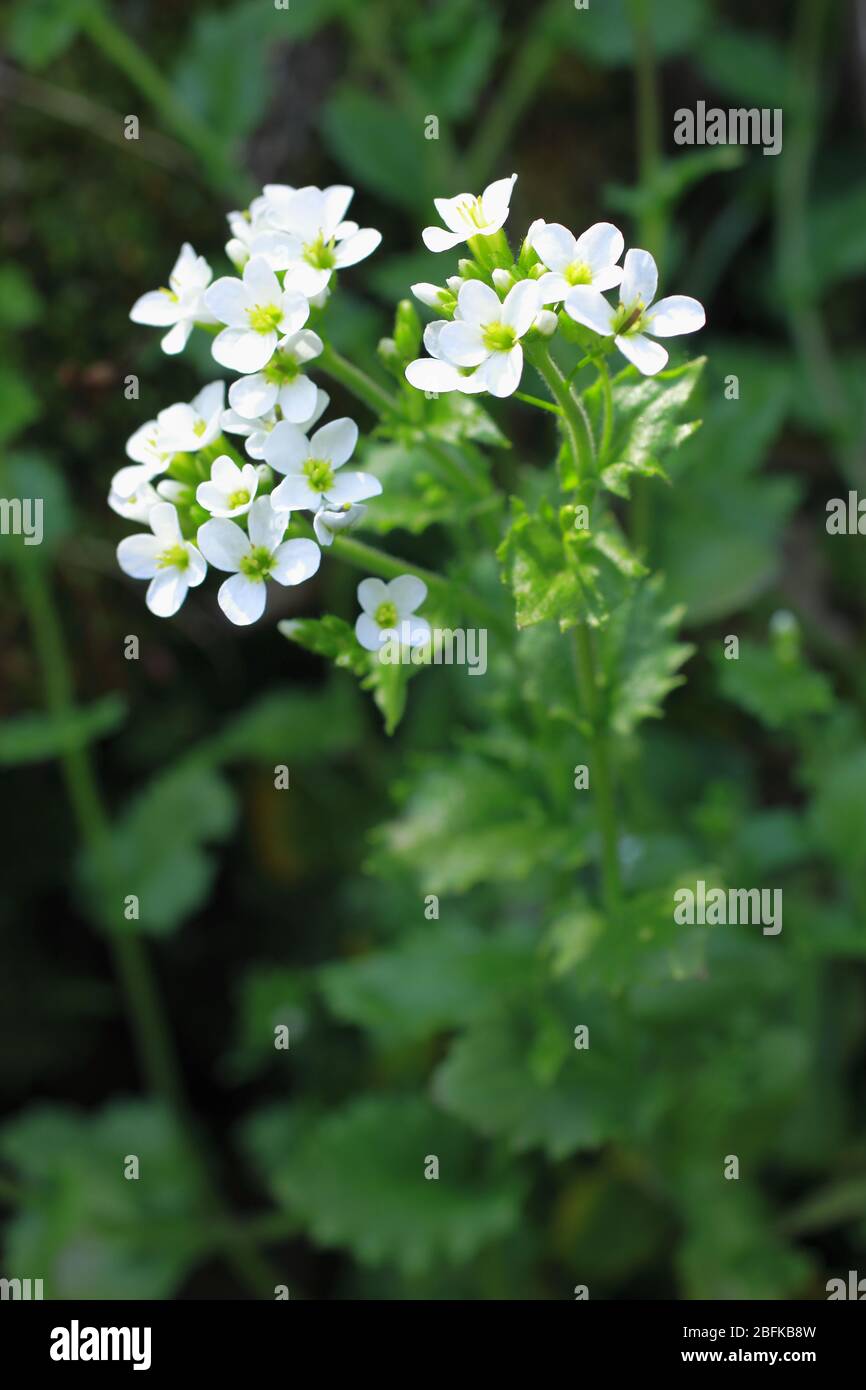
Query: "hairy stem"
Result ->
[[317, 342, 401, 418]]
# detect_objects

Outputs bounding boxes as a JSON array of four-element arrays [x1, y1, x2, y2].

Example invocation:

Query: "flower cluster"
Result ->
[[117, 183, 387, 625], [405, 174, 705, 396]]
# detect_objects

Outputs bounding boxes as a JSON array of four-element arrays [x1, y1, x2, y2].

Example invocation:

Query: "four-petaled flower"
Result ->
[[196, 455, 260, 518], [116, 503, 206, 617], [205, 256, 309, 373], [408, 279, 542, 398], [156, 382, 225, 453], [266, 418, 382, 511], [422, 174, 517, 252], [130, 243, 215, 355], [197, 496, 321, 626], [355, 576, 431, 652], [565, 248, 705, 376], [530, 221, 624, 304], [269, 185, 382, 298], [228, 330, 323, 424]]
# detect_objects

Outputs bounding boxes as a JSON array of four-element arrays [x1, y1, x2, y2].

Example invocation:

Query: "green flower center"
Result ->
[[193, 418, 207, 437], [158, 544, 189, 571], [374, 601, 399, 628], [247, 303, 283, 334], [481, 321, 517, 352], [303, 234, 337, 270], [611, 300, 646, 336], [303, 458, 335, 493], [263, 354, 299, 385], [160, 286, 179, 303], [455, 196, 486, 229], [564, 260, 593, 286], [227, 489, 251, 509], [239, 545, 274, 580]]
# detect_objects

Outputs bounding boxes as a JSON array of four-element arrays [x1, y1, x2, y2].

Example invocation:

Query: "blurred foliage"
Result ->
[[1, 0, 866, 1303]]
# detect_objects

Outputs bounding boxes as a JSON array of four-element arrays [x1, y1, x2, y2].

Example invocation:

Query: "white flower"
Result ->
[[197, 495, 321, 626], [313, 501, 366, 547], [266, 417, 382, 511], [110, 419, 174, 499], [268, 185, 382, 298], [432, 279, 542, 398], [422, 174, 516, 252], [129, 243, 215, 355], [228, 329, 322, 424], [116, 503, 206, 617], [565, 248, 705, 376], [411, 281, 456, 312], [355, 576, 430, 651], [108, 479, 160, 524], [225, 186, 298, 270], [222, 388, 329, 461], [530, 221, 624, 304], [404, 319, 488, 396], [156, 382, 225, 453], [204, 256, 309, 374], [196, 455, 260, 518]]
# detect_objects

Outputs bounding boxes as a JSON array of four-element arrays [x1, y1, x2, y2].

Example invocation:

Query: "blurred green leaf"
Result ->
[[0, 694, 126, 765], [698, 26, 790, 107], [717, 640, 834, 731], [404, 0, 500, 120], [5, 0, 92, 71], [0, 266, 43, 329], [197, 679, 363, 763], [321, 87, 431, 211], [242, 1095, 523, 1273], [553, 0, 708, 66]]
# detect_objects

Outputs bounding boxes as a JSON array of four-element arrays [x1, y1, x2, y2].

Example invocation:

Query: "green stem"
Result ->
[[627, 0, 665, 265], [81, 5, 246, 199], [528, 343, 596, 489], [514, 391, 563, 417], [318, 342, 401, 418], [598, 361, 614, 468]]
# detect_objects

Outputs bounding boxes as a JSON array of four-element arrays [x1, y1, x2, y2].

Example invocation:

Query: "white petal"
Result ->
[[477, 345, 523, 398], [325, 471, 382, 504], [212, 327, 276, 374], [218, 573, 267, 626], [192, 380, 226, 420], [117, 533, 162, 580], [502, 280, 541, 335], [270, 538, 321, 586], [456, 278, 501, 326], [285, 329, 323, 364], [212, 455, 244, 491], [333, 227, 382, 268], [229, 373, 277, 420], [646, 294, 706, 337], [270, 475, 314, 510], [530, 222, 575, 272], [355, 613, 384, 651], [564, 286, 617, 336], [130, 290, 179, 327], [322, 184, 354, 236], [204, 276, 250, 327], [185, 545, 207, 587], [615, 332, 669, 375], [438, 320, 487, 366], [161, 320, 192, 355], [357, 577, 389, 614], [404, 358, 464, 393], [422, 224, 466, 253], [404, 615, 431, 648], [264, 420, 310, 475], [243, 255, 282, 305], [197, 518, 250, 571], [299, 388, 330, 430], [574, 222, 624, 274], [282, 262, 331, 298], [535, 271, 570, 304], [479, 173, 517, 229], [592, 264, 624, 292], [277, 375, 318, 424], [311, 417, 358, 468], [277, 289, 309, 337], [247, 495, 286, 550], [619, 248, 658, 308], [145, 570, 189, 618], [282, 186, 326, 241], [389, 574, 427, 616], [150, 502, 182, 544]]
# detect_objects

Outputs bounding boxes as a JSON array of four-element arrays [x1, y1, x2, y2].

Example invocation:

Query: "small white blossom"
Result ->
[[355, 576, 430, 652], [530, 221, 624, 304], [196, 455, 260, 518], [222, 388, 329, 461], [197, 495, 320, 626], [565, 248, 705, 375], [108, 479, 160, 524], [266, 417, 382, 511], [268, 185, 382, 298], [422, 174, 516, 253], [412, 279, 542, 398], [225, 186, 298, 270], [228, 329, 322, 424], [129, 243, 216, 355], [111, 419, 174, 499], [411, 281, 455, 312], [116, 503, 206, 617], [404, 320, 489, 396], [313, 501, 366, 547], [156, 382, 225, 453], [204, 256, 309, 374]]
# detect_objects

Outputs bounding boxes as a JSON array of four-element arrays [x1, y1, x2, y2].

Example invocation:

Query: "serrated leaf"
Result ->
[[0, 694, 126, 765], [241, 1096, 523, 1273], [717, 641, 834, 731], [600, 576, 693, 736]]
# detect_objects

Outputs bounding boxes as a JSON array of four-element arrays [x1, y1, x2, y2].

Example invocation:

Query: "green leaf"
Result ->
[[717, 641, 834, 731], [552, 0, 709, 67], [172, 3, 270, 145], [809, 748, 866, 884], [0, 694, 126, 765], [0, 1101, 204, 1299], [80, 765, 237, 935], [809, 186, 866, 295], [0, 370, 40, 447], [600, 576, 693, 736], [280, 614, 415, 735], [5, 0, 92, 71], [497, 498, 583, 630], [319, 922, 537, 1046], [228, 966, 311, 1082], [0, 266, 43, 329], [588, 358, 705, 490], [698, 26, 791, 108], [358, 442, 467, 536], [404, 0, 500, 120], [321, 88, 432, 212], [197, 679, 363, 763], [242, 1096, 523, 1273]]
